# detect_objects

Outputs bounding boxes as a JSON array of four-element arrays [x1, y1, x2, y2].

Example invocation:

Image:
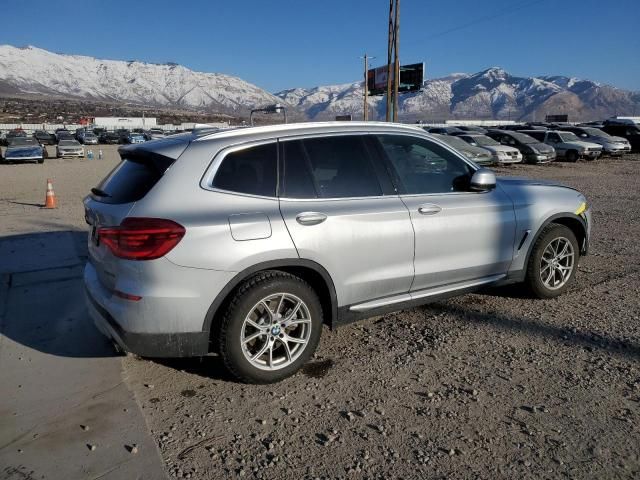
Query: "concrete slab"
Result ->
[[0, 232, 167, 480]]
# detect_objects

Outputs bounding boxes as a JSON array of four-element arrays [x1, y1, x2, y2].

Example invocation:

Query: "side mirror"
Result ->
[[470, 168, 496, 192]]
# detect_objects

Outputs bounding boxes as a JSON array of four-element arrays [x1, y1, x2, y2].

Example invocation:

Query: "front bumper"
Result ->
[[525, 153, 556, 164], [4, 155, 42, 162], [581, 150, 601, 159], [58, 150, 84, 157]]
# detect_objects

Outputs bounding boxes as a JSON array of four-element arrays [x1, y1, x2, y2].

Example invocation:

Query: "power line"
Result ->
[[423, 0, 547, 41]]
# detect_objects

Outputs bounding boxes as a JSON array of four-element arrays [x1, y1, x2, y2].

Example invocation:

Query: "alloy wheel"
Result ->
[[240, 293, 312, 371], [540, 236, 575, 290]]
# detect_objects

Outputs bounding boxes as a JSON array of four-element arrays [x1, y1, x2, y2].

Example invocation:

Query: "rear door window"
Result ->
[[281, 136, 382, 198], [213, 143, 277, 197]]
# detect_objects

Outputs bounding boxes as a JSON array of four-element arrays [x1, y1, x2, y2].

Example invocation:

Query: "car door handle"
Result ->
[[417, 204, 442, 215], [296, 212, 327, 226]]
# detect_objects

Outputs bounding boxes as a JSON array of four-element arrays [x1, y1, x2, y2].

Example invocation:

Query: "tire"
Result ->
[[218, 271, 323, 384], [525, 223, 579, 299], [37, 159, 44, 164], [565, 150, 578, 162]]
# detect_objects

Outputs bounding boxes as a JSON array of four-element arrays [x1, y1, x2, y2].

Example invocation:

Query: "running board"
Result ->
[[349, 274, 506, 312]]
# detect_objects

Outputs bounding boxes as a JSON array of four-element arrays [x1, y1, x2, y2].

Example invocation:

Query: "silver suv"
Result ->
[[84, 122, 591, 383]]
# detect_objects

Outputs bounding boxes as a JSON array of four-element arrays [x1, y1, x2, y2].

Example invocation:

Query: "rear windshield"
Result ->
[[93, 158, 166, 204]]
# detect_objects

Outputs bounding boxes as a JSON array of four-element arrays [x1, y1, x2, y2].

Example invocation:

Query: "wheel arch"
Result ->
[[524, 213, 588, 269], [202, 259, 338, 350]]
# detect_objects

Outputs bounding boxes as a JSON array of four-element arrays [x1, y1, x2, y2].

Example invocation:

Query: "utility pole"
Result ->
[[361, 54, 376, 121], [392, 0, 400, 122], [385, 0, 394, 122]]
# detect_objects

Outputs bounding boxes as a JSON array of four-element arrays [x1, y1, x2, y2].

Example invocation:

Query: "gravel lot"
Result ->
[[1, 147, 639, 479]]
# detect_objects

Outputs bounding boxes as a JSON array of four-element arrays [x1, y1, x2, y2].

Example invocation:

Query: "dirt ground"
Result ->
[[1, 146, 639, 479]]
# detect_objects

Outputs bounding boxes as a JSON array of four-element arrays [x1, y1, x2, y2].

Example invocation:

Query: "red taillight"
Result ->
[[98, 218, 185, 260]]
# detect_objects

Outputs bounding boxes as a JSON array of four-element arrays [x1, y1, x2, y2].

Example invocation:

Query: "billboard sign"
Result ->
[[367, 62, 424, 96], [545, 114, 569, 123]]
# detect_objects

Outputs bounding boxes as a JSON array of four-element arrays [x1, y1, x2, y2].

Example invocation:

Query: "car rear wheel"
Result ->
[[218, 271, 323, 384], [525, 223, 579, 299], [565, 150, 578, 162]]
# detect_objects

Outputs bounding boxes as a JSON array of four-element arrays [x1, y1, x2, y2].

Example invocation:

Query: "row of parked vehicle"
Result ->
[[423, 119, 638, 166]]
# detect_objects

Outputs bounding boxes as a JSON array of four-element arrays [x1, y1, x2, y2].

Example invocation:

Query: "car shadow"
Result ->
[[0, 230, 118, 359], [152, 356, 235, 382], [419, 301, 640, 361]]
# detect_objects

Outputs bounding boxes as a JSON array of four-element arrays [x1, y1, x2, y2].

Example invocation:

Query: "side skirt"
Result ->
[[336, 274, 506, 327]]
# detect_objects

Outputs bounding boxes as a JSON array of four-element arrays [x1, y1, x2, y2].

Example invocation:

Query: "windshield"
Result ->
[[559, 132, 580, 142], [472, 135, 499, 146], [59, 140, 80, 146], [509, 132, 537, 144], [9, 138, 38, 146], [582, 127, 610, 138]]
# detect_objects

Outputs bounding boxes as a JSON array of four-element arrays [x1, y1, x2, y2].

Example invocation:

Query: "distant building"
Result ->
[[90, 117, 158, 129]]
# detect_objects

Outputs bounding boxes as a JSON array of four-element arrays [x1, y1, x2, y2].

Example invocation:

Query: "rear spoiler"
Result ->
[[118, 134, 192, 174]]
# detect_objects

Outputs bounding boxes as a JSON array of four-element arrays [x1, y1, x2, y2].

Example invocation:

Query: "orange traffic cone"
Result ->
[[44, 178, 57, 209]]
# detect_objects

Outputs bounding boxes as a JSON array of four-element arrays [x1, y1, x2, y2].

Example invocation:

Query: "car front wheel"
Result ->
[[525, 223, 579, 299], [218, 271, 323, 384]]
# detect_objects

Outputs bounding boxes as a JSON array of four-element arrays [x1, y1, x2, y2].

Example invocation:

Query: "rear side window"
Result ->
[[94, 159, 163, 204], [213, 143, 277, 197], [281, 136, 382, 198]]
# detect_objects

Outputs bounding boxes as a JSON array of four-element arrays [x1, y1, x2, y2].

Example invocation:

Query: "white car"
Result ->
[[457, 134, 523, 164], [56, 140, 85, 158]]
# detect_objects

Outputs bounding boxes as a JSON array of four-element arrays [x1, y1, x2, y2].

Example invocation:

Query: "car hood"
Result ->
[[565, 140, 601, 149], [497, 176, 572, 190], [484, 145, 520, 154], [6, 145, 42, 156], [601, 135, 629, 144], [530, 142, 554, 153]]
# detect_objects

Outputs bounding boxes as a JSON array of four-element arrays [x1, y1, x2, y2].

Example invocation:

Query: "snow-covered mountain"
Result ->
[[0, 45, 637, 122], [0, 45, 283, 115], [277, 67, 640, 122]]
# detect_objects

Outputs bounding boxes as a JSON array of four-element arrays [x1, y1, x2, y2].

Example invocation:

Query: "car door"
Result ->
[[372, 133, 516, 291], [278, 134, 415, 307]]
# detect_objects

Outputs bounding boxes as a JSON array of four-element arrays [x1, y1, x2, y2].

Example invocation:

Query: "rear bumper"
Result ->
[[86, 288, 209, 357], [83, 258, 235, 357]]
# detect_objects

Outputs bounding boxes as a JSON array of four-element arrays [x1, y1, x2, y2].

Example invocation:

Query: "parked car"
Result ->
[[84, 123, 591, 383], [425, 126, 465, 135], [520, 130, 602, 161], [457, 134, 523, 164], [123, 133, 146, 144], [600, 123, 640, 153], [93, 127, 107, 136], [81, 132, 99, 145], [33, 130, 57, 145], [115, 129, 131, 144], [55, 129, 73, 142], [99, 132, 121, 144], [3, 129, 27, 146], [56, 139, 85, 158], [485, 129, 556, 164], [431, 133, 493, 165], [56, 131, 75, 143], [555, 126, 631, 156], [3, 137, 46, 163], [455, 125, 488, 134]]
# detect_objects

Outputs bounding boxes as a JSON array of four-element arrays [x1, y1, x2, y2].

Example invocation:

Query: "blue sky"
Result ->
[[1, 0, 639, 92]]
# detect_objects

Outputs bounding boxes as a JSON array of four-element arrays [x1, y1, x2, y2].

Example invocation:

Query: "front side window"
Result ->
[[213, 143, 277, 197], [281, 135, 382, 198], [376, 134, 474, 195], [547, 132, 561, 143]]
